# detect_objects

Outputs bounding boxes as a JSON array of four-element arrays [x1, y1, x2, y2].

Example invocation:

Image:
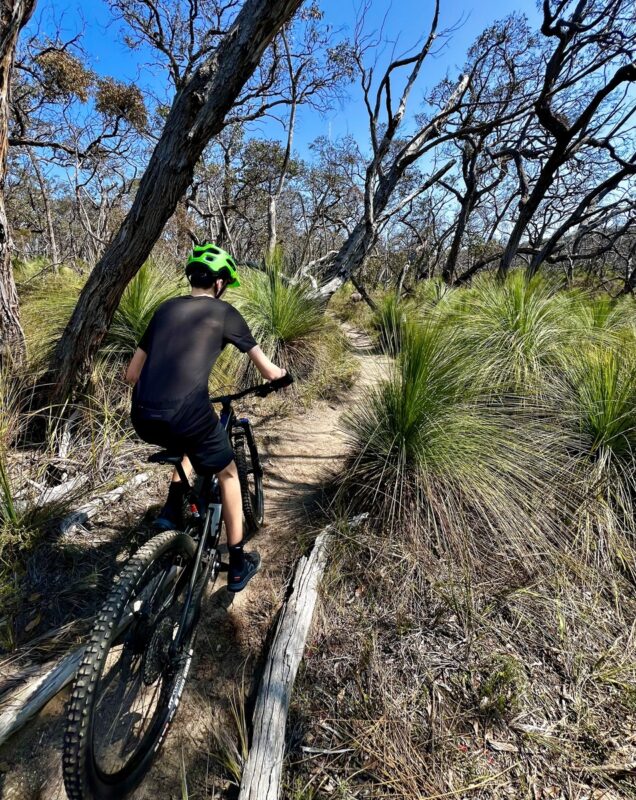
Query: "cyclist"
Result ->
[[124, 243, 286, 592]]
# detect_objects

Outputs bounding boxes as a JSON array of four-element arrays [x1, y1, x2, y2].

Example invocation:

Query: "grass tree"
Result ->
[[341, 316, 567, 571], [235, 257, 328, 382]]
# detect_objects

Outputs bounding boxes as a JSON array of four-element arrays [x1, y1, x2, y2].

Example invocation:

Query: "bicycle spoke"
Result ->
[[90, 559, 190, 777]]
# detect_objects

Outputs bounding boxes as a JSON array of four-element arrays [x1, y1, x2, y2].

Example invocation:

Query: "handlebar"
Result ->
[[210, 373, 294, 405]]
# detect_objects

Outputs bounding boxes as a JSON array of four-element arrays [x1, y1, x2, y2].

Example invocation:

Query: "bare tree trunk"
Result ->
[[350, 273, 376, 311], [441, 183, 476, 285], [0, 0, 36, 367], [266, 192, 277, 260], [266, 42, 297, 261], [27, 145, 58, 269], [317, 162, 453, 300], [43, 0, 303, 403], [217, 133, 236, 249], [497, 153, 562, 278], [395, 261, 410, 296]]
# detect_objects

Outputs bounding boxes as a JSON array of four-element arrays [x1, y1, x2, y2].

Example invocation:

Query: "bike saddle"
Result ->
[[147, 450, 183, 465]]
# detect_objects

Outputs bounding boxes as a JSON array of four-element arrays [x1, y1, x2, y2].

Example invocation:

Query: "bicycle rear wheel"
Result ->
[[234, 428, 264, 534], [63, 530, 198, 800]]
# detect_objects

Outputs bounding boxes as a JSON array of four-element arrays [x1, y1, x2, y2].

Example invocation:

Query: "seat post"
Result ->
[[174, 460, 191, 488]]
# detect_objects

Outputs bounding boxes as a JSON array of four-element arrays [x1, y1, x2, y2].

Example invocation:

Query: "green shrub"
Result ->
[[371, 293, 413, 355], [329, 282, 376, 330], [104, 261, 183, 359], [235, 263, 325, 376], [230, 257, 358, 399], [19, 260, 183, 367], [341, 316, 565, 565], [19, 270, 83, 364], [477, 654, 527, 719], [559, 344, 636, 572], [453, 271, 571, 395]]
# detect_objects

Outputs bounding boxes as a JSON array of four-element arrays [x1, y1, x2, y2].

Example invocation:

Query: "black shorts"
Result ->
[[131, 404, 234, 475]]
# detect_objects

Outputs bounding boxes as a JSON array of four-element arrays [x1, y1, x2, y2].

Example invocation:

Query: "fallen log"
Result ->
[[0, 646, 84, 746], [0, 472, 152, 745], [238, 515, 367, 800], [14, 474, 89, 513], [57, 472, 149, 534]]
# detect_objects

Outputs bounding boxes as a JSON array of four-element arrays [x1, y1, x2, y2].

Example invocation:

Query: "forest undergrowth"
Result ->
[[287, 272, 636, 800]]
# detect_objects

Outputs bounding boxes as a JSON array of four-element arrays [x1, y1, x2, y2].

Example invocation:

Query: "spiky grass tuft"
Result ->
[[104, 261, 183, 359], [233, 260, 356, 396], [340, 316, 569, 571], [557, 344, 636, 575], [453, 271, 572, 395], [236, 263, 325, 377]]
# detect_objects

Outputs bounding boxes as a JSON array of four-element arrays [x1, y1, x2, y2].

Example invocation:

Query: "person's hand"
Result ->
[[270, 366, 287, 381]]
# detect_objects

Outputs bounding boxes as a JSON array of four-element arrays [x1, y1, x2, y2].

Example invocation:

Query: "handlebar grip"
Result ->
[[270, 373, 294, 391]]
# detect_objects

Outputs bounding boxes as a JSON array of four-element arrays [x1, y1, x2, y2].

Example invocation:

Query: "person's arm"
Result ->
[[124, 347, 147, 385], [247, 345, 286, 382]]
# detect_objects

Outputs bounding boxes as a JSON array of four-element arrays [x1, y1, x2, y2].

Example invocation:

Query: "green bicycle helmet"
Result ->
[[186, 242, 241, 288]]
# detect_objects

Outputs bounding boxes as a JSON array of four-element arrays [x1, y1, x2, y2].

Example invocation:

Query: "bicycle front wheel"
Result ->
[[234, 429, 264, 534], [63, 530, 198, 800]]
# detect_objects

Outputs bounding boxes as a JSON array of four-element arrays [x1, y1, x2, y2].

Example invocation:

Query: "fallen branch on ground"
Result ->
[[0, 647, 85, 746], [238, 514, 367, 800], [57, 472, 149, 534]]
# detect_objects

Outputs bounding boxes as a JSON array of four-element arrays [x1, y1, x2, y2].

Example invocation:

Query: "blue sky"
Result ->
[[26, 0, 541, 159]]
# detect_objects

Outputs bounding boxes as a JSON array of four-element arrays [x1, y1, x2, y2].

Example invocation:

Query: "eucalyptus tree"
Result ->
[[8, 28, 149, 270], [438, 15, 537, 284], [315, 0, 489, 299], [496, 0, 636, 278], [44, 0, 303, 403], [0, 0, 36, 366]]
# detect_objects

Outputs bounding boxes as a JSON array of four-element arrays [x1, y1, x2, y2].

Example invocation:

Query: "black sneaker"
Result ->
[[152, 502, 185, 531], [227, 552, 261, 592]]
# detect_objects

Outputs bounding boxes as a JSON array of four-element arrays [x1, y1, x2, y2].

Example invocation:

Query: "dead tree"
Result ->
[[42, 0, 303, 403], [316, 1, 480, 300], [497, 0, 636, 278], [439, 16, 534, 284], [0, 0, 36, 366]]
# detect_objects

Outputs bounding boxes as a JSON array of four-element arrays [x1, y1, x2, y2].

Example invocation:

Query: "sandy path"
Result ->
[[0, 327, 387, 800]]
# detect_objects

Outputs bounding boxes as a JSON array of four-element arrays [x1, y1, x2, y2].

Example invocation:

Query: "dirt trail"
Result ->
[[0, 326, 387, 800]]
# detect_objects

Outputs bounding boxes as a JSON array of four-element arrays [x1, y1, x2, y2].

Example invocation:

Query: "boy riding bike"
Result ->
[[125, 243, 286, 592]]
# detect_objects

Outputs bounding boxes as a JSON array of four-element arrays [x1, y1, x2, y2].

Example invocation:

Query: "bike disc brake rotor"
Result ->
[[141, 614, 177, 686]]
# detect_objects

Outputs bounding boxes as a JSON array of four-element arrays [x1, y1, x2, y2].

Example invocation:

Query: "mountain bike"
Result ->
[[62, 374, 292, 800]]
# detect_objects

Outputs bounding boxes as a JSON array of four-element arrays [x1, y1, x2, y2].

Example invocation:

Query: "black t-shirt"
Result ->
[[133, 295, 256, 419]]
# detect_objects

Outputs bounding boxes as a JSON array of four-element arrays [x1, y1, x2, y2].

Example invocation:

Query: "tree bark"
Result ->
[[266, 192, 277, 260], [43, 0, 303, 403], [496, 149, 564, 278], [317, 162, 454, 300], [0, 0, 36, 367]]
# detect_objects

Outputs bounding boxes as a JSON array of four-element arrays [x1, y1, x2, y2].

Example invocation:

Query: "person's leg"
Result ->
[[153, 455, 194, 530], [131, 414, 189, 531], [217, 460, 261, 591], [185, 411, 260, 591], [217, 460, 243, 546], [171, 455, 193, 484]]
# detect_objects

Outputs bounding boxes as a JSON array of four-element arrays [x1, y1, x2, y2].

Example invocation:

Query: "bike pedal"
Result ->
[[219, 561, 229, 572]]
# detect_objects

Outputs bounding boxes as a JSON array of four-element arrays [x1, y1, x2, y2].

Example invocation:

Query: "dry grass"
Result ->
[[288, 520, 636, 799], [286, 275, 636, 799]]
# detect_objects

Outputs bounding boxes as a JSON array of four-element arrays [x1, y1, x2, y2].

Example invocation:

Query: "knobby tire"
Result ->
[[63, 530, 198, 800]]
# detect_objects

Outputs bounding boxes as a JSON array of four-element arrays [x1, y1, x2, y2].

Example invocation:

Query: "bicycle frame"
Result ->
[[167, 373, 292, 653], [170, 463, 222, 655], [220, 403, 263, 476]]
